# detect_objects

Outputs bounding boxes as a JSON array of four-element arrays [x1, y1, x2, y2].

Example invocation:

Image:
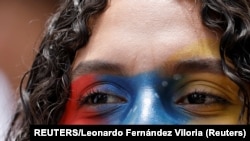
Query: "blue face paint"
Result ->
[[97, 71, 191, 124]]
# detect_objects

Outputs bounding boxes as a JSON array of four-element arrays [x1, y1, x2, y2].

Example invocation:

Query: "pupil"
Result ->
[[188, 93, 206, 104], [91, 94, 108, 104]]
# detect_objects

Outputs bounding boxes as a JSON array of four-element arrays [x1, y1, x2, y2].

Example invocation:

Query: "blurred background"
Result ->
[[0, 0, 60, 95], [0, 0, 60, 139]]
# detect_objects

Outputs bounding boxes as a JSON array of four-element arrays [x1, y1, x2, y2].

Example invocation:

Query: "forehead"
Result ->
[[96, 0, 204, 36], [73, 0, 220, 74]]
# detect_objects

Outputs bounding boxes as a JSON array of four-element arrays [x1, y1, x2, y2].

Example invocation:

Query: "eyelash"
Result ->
[[80, 89, 127, 105], [176, 89, 229, 105], [81, 88, 228, 105]]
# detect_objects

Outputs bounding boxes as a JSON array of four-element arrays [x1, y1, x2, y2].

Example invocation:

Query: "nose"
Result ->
[[122, 86, 185, 124]]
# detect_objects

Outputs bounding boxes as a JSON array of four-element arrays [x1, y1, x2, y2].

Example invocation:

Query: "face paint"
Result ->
[[59, 74, 106, 124], [60, 71, 191, 125], [113, 71, 190, 124]]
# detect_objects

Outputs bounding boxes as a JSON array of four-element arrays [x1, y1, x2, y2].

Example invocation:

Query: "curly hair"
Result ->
[[6, 0, 250, 140], [201, 0, 250, 122]]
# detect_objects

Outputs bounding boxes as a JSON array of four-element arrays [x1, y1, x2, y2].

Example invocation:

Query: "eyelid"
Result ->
[[174, 89, 231, 116], [176, 104, 228, 116], [77, 81, 130, 106], [175, 73, 240, 101], [80, 89, 127, 106], [174, 80, 238, 104], [175, 89, 229, 105]]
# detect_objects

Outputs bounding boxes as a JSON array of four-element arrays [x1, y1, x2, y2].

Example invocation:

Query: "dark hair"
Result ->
[[201, 0, 250, 122], [6, 0, 250, 140]]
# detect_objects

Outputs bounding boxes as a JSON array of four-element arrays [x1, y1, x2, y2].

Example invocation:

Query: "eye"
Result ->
[[173, 81, 235, 116], [177, 91, 227, 105], [175, 90, 230, 116], [75, 81, 129, 119], [83, 91, 126, 105], [78, 82, 129, 107]]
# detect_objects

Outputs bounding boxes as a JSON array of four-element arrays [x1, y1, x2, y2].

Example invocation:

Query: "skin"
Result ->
[[60, 0, 243, 125]]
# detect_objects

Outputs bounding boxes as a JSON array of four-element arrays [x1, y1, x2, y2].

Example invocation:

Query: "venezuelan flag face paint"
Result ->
[[60, 71, 191, 124]]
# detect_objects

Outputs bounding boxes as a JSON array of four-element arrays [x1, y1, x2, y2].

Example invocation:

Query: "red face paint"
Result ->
[[59, 74, 105, 124]]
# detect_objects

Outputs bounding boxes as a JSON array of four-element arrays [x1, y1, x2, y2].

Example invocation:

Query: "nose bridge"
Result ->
[[121, 72, 188, 124], [125, 87, 158, 124], [123, 86, 168, 124]]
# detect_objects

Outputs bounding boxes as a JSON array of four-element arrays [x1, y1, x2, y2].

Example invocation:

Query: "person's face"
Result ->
[[60, 0, 243, 124]]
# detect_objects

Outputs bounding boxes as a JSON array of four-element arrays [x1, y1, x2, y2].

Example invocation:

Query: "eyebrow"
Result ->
[[72, 58, 224, 79], [170, 58, 223, 75], [71, 60, 125, 79]]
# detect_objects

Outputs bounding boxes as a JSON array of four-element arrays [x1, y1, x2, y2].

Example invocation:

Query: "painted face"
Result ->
[[60, 0, 243, 124]]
